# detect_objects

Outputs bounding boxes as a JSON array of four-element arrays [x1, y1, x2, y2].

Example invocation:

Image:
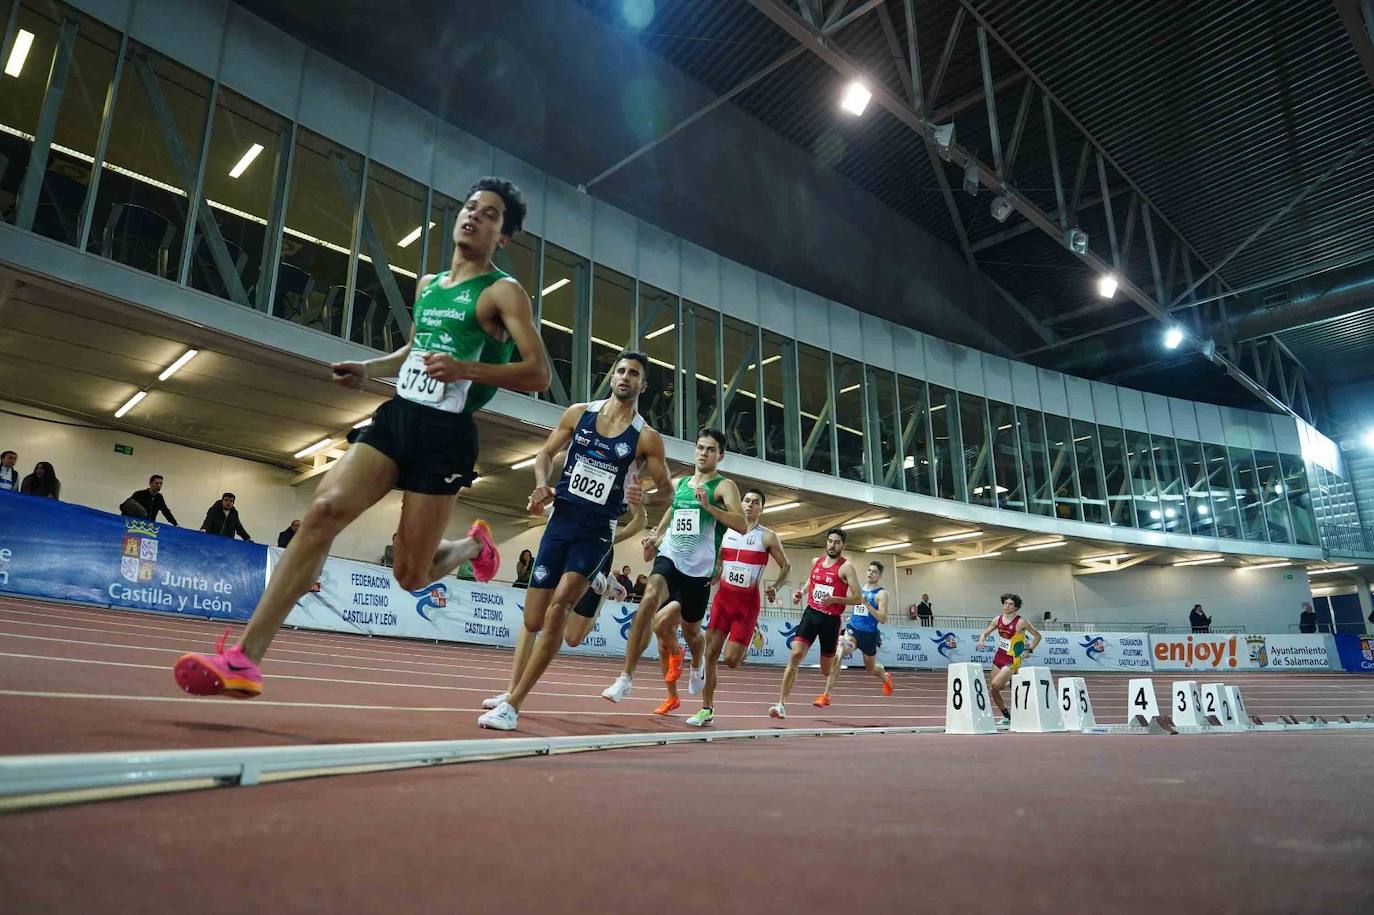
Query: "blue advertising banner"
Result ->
[[1333, 633, 1374, 673], [0, 492, 266, 620]]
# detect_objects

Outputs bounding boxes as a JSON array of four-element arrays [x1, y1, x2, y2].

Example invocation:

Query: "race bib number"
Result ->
[[722, 562, 751, 588], [397, 351, 444, 404], [567, 460, 614, 505], [853, 604, 871, 617], [672, 507, 699, 536], [810, 583, 834, 606], [997, 636, 1011, 653]]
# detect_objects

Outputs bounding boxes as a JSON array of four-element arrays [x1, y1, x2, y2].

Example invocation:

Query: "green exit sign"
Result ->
[[113, 444, 134, 455]]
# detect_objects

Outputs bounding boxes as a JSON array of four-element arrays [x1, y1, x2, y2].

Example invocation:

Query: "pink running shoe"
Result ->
[[173, 628, 262, 698], [467, 519, 500, 583]]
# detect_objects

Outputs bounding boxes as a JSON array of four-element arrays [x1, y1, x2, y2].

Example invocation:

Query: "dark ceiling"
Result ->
[[240, 0, 1374, 417]]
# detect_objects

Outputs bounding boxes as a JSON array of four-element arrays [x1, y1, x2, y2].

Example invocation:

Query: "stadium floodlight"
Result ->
[[1065, 227, 1088, 254], [840, 81, 871, 116], [990, 194, 1013, 223], [1163, 325, 1185, 349], [963, 159, 979, 196], [1363, 429, 1374, 450], [1097, 274, 1118, 298], [930, 122, 955, 160]]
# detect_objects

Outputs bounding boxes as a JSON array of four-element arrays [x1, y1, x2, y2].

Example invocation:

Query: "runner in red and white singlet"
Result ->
[[975, 593, 1041, 723], [685, 488, 789, 727], [768, 527, 862, 719]]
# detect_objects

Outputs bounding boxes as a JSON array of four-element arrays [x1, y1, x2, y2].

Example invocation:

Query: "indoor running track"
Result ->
[[3, 595, 1374, 914]]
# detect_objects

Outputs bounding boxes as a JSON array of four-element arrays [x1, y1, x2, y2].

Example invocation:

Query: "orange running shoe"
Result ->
[[812, 693, 831, 709], [882, 672, 894, 696], [664, 647, 684, 683], [654, 696, 681, 715]]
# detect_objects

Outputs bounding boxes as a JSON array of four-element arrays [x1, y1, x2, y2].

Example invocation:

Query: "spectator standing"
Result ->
[[20, 461, 60, 499], [1188, 604, 1211, 634], [632, 574, 647, 602], [917, 593, 934, 626], [120, 474, 178, 523], [513, 549, 534, 588], [1298, 603, 1317, 634], [1042, 610, 1058, 630], [615, 564, 634, 594], [200, 493, 251, 540], [277, 520, 301, 548], [0, 450, 18, 492]]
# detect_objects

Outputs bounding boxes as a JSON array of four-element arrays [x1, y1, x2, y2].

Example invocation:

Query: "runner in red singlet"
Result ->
[[975, 593, 1041, 724], [768, 527, 861, 719]]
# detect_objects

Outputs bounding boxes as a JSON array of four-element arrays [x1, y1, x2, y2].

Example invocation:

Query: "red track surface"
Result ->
[[2, 596, 1374, 912]]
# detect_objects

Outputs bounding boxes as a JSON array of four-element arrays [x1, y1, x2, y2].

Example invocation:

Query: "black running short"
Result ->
[[794, 607, 843, 657], [846, 626, 881, 657], [572, 551, 616, 619], [651, 555, 712, 624], [351, 396, 478, 495]]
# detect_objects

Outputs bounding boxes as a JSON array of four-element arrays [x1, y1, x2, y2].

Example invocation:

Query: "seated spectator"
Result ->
[[1188, 604, 1211, 634], [278, 519, 301, 548], [120, 474, 178, 524], [632, 574, 647, 602], [200, 493, 251, 540], [514, 549, 533, 588], [615, 564, 634, 594], [1298, 603, 1317, 634], [0, 450, 18, 492], [381, 542, 395, 568], [20, 461, 60, 499]]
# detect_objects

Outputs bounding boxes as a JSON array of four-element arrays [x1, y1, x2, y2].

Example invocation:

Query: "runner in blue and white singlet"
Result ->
[[819, 559, 895, 705]]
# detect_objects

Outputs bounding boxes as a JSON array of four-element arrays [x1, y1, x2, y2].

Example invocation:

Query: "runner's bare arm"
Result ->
[[421, 280, 551, 392], [1019, 618, 1043, 652], [820, 560, 864, 607], [763, 530, 791, 603], [874, 588, 889, 625], [527, 404, 586, 515], [697, 478, 748, 534], [331, 279, 428, 387], [615, 503, 648, 544], [635, 427, 674, 507], [975, 617, 999, 650]]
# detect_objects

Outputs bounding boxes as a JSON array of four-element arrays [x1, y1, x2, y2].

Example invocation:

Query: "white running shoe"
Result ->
[[478, 701, 518, 731], [602, 673, 632, 703], [687, 662, 705, 696], [768, 703, 786, 720], [482, 691, 510, 710]]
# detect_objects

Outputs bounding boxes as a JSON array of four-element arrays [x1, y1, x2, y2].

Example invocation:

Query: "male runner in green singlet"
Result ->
[[172, 177, 551, 699]]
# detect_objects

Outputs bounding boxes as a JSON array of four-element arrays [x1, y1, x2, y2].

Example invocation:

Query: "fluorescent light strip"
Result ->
[[510, 457, 537, 470], [644, 324, 674, 340], [4, 29, 34, 77], [541, 278, 571, 297], [157, 349, 198, 381], [1308, 565, 1359, 575], [228, 143, 264, 178], [932, 531, 982, 543], [113, 390, 146, 418], [1083, 553, 1130, 563], [294, 438, 335, 459], [1173, 557, 1224, 567], [762, 500, 799, 513], [843, 517, 891, 530], [1016, 541, 1066, 552], [870, 541, 911, 551], [397, 222, 435, 249], [956, 551, 1002, 561], [839, 383, 860, 394], [352, 418, 373, 429], [1240, 561, 1289, 571]]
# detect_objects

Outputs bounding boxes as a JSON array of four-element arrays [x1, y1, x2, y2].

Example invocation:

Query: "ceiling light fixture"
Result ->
[[4, 29, 34, 78], [840, 80, 871, 116], [352, 418, 373, 429], [644, 324, 674, 340], [844, 517, 891, 530], [1097, 274, 1118, 298], [762, 500, 800, 513], [1240, 560, 1290, 571], [1173, 557, 1224, 567], [228, 143, 264, 179], [870, 540, 912, 552], [397, 222, 436, 249], [1082, 553, 1130, 563], [1163, 325, 1185, 349], [931, 122, 955, 160], [113, 390, 147, 419], [990, 194, 1013, 222], [294, 438, 335, 459], [1016, 541, 1066, 552], [1065, 227, 1088, 254], [1308, 565, 1360, 575], [839, 383, 860, 394], [956, 551, 1003, 561], [932, 531, 982, 542], [541, 278, 571, 297], [963, 159, 979, 196], [510, 457, 538, 470], [157, 349, 199, 381]]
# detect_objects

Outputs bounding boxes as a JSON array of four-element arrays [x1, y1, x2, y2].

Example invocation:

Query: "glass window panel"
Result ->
[[866, 367, 899, 488], [1017, 408, 1053, 516], [423, 190, 458, 277], [684, 301, 719, 434], [959, 393, 994, 506], [1099, 426, 1136, 527], [190, 89, 288, 308], [638, 284, 678, 436], [1126, 431, 1162, 530], [1279, 453, 1319, 546], [1177, 440, 1216, 537], [89, 45, 211, 279], [1072, 420, 1108, 524], [351, 162, 424, 349], [721, 316, 760, 458], [898, 376, 932, 495], [1229, 447, 1267, 541], [589, 264, 634, 399], [833, 355, 865, 481], [1044, 414, 1082, 521], [537, 242, 586, 406], [277, 128, 360, 332], [989, 401, 1026, 512], [760, 331, 794, 466], [492, 228, 538, 294], [1253, 451, 1292, 544], [1151, 435, 1188, 534], [799, 343, 833, 476], [929, 384, 960, 500], [1203, 443, 1243, 539], [1, 6, 119, 245]]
